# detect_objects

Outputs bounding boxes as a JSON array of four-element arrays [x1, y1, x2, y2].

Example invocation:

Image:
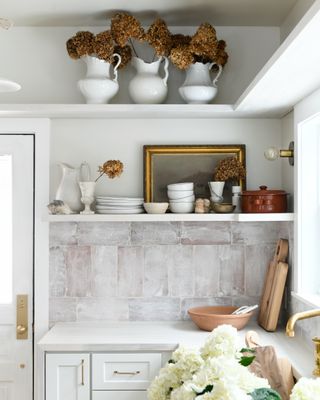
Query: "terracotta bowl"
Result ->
[[188, 306, 253, 331]]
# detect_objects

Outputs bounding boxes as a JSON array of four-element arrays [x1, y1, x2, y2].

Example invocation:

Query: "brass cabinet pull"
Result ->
[[113, 370, 140, 375], [81, 359, 85, 385]]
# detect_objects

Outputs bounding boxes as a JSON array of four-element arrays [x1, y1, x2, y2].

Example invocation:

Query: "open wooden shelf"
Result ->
[[44, 213, 294, 222]]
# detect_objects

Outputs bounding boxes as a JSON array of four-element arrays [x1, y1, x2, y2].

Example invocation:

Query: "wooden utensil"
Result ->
[[258, 239, 289, 331]]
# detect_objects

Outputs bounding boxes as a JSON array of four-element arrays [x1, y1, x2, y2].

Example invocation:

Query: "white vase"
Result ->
[[79, 181, 96, 215], [78, 55, 121, 104], [208, 181, 225, 203], [179, 62, 223, 104], [128, 56, 169, 104], [55, 162, 91, 212]]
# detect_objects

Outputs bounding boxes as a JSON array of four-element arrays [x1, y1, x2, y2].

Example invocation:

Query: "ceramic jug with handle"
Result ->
[[55, 162, 91, 212], [128, 56, 169, 104]]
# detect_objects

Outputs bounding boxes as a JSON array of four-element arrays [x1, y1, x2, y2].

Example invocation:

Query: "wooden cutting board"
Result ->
[[259, 239, 289, 331]]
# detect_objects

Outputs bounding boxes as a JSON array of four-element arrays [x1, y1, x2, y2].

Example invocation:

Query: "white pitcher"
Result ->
[[55, 162, 91, 212], [128, 56, 169, 104], [179, 62, 223, 104], [78, 54, 121, 104]]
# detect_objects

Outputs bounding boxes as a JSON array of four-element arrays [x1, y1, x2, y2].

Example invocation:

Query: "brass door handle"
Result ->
[[17, 325, 27, 334]]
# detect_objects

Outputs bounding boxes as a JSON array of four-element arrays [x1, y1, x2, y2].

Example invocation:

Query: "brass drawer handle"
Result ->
[[113, 370, 140, 375]]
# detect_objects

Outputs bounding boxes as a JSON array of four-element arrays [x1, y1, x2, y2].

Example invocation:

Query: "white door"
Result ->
[[0, 135, 34, 400], [46, 354, 90, 400]]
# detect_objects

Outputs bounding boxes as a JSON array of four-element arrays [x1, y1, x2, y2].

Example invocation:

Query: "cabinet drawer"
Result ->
[[92, 353, 161, 390], [92, 391, 147, 400]]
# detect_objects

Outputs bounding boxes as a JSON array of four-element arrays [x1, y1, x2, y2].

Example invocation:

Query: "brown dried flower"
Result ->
[[93, 30, 115, 62], [214, 157, 246, 182], [66, 31, 95, 59], [113, 45, 132, 69], [214, 40, 228, 67], [111, 13, 144, 47], [96, 160, 124, 182], [145, 18, 172, 57], [171, 34, 192, 48], [189, 22, 218, 61], [170, 44, 194, 70]]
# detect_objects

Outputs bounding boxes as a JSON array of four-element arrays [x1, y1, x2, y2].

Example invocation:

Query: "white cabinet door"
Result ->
[[92, 391, 148, 400], [46, 354, 90, 400]]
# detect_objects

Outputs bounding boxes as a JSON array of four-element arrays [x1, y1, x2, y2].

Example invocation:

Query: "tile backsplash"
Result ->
[[49, 221, 292, 325]]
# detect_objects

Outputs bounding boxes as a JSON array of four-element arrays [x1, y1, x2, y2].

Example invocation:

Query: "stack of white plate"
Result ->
[[167, 183, 195, 213], [95, 196, 144, 214]]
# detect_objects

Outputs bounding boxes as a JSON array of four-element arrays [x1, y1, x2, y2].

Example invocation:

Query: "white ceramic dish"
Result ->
[[143, 202, 169, 214], [96, 196, 144, 201], [167, 190, 194, 199], [169, 202, 194, 213], [167, 182, 194, 191], [96, 209, 145, 214], [169, 195, 195, 203], [96, 205, 143, 210]]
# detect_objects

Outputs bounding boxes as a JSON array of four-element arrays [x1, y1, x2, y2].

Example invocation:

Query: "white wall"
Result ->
[[0, 26, 279, 105], [280, 0, 315, 42], [50, 118, 282, 199]]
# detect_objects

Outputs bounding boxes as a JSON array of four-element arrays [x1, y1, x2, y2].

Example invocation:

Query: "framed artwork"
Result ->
[[144, 144, 246, 202]]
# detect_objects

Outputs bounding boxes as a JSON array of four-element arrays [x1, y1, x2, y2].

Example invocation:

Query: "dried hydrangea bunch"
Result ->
[[214, 157, 246, 182], [111, 13, 144, 48], [111, 13, 172, 62], [66, 30, 131, 69], [169, 23, 228, 70], [95, 160, 124, 182], [145, 18, 172, 57]]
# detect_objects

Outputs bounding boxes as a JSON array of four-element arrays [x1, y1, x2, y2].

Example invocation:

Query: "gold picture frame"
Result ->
[[144, 145, 246, 202]]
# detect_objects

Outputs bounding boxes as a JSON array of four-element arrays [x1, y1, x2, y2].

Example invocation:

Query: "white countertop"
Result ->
[[38, 321, 314, 378]]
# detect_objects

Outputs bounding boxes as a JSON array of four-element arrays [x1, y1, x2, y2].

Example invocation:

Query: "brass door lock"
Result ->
[[16, 295, 28, 340]]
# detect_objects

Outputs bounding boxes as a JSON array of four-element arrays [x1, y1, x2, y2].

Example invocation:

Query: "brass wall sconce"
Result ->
[[264, 141, 294, 166]]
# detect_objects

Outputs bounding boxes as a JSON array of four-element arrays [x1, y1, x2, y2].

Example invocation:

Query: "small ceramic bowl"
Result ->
[[212, 202, 236, 213], [169, 195, 196, 203], [168, 190, 194, 200], [169, 201, 194, 213], [188, 306, 253, 331], [167, 182, 194, 191], [143, 202, 169, 214]]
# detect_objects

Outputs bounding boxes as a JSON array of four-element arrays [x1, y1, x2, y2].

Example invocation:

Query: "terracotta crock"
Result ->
[[241, 185, 288, 213]]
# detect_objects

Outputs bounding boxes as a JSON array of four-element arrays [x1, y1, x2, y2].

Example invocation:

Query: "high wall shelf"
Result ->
[[1, 3, 320, 120], [45, 213, 294, 222]]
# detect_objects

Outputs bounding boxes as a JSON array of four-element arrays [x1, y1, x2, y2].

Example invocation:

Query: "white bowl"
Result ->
[[143, 202, 169, 214], [169, 195, 195, 203], [167, 190, 194, 200], [169, 202, 194, 213], [167, 182, 194, 191]]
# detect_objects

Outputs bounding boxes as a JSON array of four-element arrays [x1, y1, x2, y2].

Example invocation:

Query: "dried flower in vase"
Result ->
[[94, 30, 115, 62], [169, 22, 228, 70], [96, 160, 124, 182], [111, 13, 144, 48], [170, 44, 194, 70], [113, 45, 132, 69], [214, 157, 246, 182], [66, 31, 95, 59], [145, 18, 172, 57], [189, 23, 218, 62]]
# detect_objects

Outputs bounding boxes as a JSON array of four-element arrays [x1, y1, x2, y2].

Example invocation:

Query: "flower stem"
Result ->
[[129, 38, 139, 57], [95, 172, 104, 183]]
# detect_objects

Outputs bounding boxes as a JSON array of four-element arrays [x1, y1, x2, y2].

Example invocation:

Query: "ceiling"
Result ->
[[2, 0, 298, 27]]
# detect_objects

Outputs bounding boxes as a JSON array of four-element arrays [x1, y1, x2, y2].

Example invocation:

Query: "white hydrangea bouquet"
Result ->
[[148, 324, 320, 400]]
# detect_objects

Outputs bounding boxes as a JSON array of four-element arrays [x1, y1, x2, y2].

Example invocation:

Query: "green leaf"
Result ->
[[249, 388, 282, 400], [194, 385, 214, 395], [168, 359, 175, 364], [239, 355, 255, 366], [240, 347, 256, 354]]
